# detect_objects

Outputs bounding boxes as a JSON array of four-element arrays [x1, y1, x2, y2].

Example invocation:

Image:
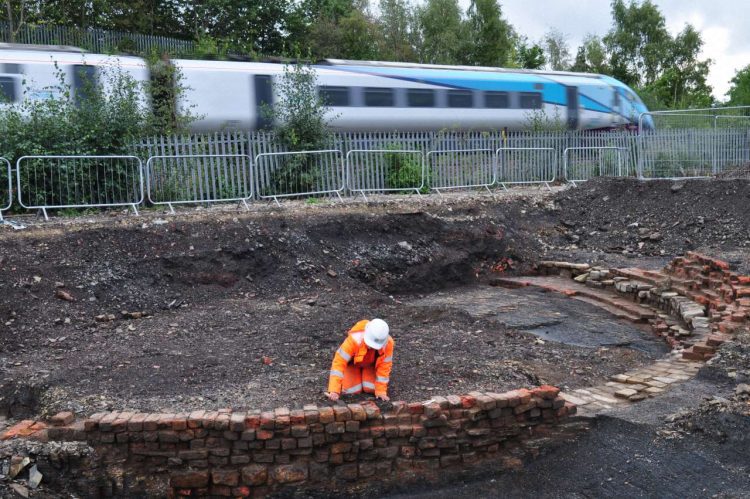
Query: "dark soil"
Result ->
[[0, 195, 652, 418], [551, 178, 750, 268]]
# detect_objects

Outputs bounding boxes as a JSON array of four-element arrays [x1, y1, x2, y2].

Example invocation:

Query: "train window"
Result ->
[[407, 89, 435, 107], [448, 90, 473, 108], [0, 76, 16, 102], [319, 86, 350, 106], [484, 91, 509, 109], [520, 92, 542, 109], [73, 64, 98, 105], [364, 87, 394, 107]]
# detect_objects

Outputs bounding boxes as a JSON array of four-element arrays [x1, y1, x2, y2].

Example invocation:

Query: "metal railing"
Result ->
[[496, 147, 556, 190], [146, 154, 253, 213], [346, 149, 425, 199], [426, 148, 495, 194], [0, 158, 11, 221], [564, 147, 627, 184], [16, 155, 143, 220], [254, 150, 345, 205]]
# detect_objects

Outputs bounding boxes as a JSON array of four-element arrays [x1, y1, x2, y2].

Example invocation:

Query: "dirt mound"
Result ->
[[552, 178, 750, 261]]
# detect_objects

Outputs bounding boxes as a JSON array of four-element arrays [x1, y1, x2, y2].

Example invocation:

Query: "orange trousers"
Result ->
[[341, 363, 376, 395]]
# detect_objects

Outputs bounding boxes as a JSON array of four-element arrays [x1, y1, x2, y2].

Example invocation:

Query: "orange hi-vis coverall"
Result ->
[[327, 320, 394, 397]]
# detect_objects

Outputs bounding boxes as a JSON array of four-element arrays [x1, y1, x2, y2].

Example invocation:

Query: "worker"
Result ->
[[326, 318, 394, 402]]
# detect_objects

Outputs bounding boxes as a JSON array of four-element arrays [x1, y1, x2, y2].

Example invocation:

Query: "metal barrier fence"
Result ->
[[16, 155, 143, 220], [254, 150, 345, 205], [637, 129, 715, 179], [564, 147, 627, 183], [146, 154, 253, 213], [496, 147, 556, 190], [346, 149, 425, 199], [0, 158, 11, 221], [426, 149, 496, 194]]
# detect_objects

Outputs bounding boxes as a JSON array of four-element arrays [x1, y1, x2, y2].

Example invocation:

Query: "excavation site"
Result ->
[[1, 179, 750, 498]]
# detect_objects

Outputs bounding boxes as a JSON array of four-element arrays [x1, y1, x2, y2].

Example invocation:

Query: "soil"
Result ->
[[551, 177, 750, 268]]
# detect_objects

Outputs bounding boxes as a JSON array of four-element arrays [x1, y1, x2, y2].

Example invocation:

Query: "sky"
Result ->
[[493, 0, 748, 100]]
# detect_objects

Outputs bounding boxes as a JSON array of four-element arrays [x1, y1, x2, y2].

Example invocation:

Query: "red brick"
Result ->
[[289, 410, 306, 425], [232, 486, 252, 497], [333, 406, 351, 422], [531, 385, 561, 400], [171, 471, 209, 488], [318, 407, 335, 424], [212, 469, 239, 486], [241, 465, 268, 486], [256, 429, 274, 440], [50, 411, 75, 426], [348, 404, 367, 421], [460, 395, 476, 408], [271, 464, 308, 483], [244, 412, 261, 429]]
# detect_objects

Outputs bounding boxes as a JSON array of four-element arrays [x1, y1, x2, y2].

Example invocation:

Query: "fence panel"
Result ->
[[426, 148, 495, 193], [0, 158, 10, 220], [346, 149, 425, 198], [146, 154, 253, 212], [254, 150, 345, 204], [16, 155, 143, 220], [563, 147, 627, 183], [496, 147, 556, 189], [638, 129, 715, 179]]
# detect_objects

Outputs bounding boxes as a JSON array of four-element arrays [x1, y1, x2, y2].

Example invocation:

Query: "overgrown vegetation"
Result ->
[[0, 56, 195, 209], [261, 61, 336, 196]]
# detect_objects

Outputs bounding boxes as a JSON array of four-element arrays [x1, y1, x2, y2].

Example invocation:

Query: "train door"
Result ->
[[253, 74, 272, 130], [566, 86, 579, 130]]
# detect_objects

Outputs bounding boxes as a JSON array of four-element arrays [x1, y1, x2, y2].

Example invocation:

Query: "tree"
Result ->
[[570, 35, 608, 74], [727, 65, 750, 106], [463, 0, 512, 67], [603, 0, 671, 86], [643, 25, 712, 108], [417, 0, 464, 64], [513, 35, 545, 69], [378, 0, 417, 61], [542, 29, 571, 71]]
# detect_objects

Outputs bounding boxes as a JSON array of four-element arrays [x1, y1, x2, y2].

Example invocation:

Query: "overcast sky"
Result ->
[[492, 0, 748, 100]]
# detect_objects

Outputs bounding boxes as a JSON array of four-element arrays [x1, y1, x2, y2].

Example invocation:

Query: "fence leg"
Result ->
[[498, 182, 509, 192], [131, 204, 139, 216], [413, 188, 422, 198], [272, 196, 281, 208], [483, 185, 492, 195], [544, 182, 552, 192], [40, 208, 49, 221], [0, 210, 3, 221], [167, 203, 176, 215], [334, 191, 343, 203], [358, 190, 369, 202], [241, 199, 250, 211]]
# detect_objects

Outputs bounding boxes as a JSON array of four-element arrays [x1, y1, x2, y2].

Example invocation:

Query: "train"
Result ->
[[0, 44, 654, 132]]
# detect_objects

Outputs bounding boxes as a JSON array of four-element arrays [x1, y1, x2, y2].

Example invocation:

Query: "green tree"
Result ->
[[378, 0, 417, 61], [463, 0, 512, 67], [513, 34, 545, 69], [604, 0, 671, 86], [727, 65, 750, 106], [570, 35, 608, 74], [643, 25, 712, 108], [417, 0, 464, 64], [542, 29, 571, 71]]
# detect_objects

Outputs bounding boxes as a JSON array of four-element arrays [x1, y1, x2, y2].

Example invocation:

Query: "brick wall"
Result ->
[[25, 386, 575, 497]]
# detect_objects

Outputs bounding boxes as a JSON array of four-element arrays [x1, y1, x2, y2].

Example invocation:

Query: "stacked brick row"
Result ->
[[663, 252, 750, 360], [71, 386, 574, 497]]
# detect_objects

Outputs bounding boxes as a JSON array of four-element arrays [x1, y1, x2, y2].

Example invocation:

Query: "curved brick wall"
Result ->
[[7, 386, 575, 497]]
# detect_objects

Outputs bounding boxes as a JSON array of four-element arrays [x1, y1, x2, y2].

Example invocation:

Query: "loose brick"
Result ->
[[318, 407, 335, 424], [333, 406, 351, 422], [50, 411, 75, 427], [272, 464, 308, 483]]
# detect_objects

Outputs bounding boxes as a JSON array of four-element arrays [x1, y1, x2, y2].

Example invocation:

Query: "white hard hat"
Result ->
[[364, 318, 389, 350]]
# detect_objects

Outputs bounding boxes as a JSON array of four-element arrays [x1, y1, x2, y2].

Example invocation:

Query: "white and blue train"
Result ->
[[0, 44, 654, 132]]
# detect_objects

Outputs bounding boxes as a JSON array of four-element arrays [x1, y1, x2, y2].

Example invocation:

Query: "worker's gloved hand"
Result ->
[[326, 392, 340, 402], [376, 394, 390, 401]]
